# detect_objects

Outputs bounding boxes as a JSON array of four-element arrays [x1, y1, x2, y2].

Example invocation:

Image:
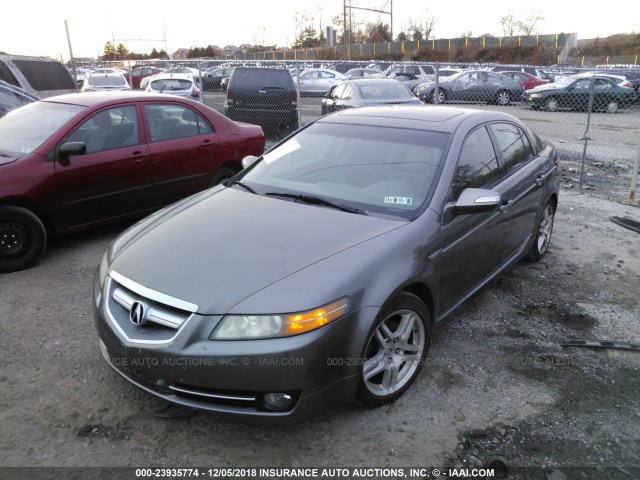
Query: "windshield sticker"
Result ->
[[263, 138, 301, 164], [384, 196, 413, 206]]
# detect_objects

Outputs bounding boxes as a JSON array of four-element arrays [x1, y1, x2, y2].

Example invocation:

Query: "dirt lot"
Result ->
[[1, 150, 639, 479]]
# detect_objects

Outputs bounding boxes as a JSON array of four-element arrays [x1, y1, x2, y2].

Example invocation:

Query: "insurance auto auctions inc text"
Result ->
[[225, 467, 495, 479]]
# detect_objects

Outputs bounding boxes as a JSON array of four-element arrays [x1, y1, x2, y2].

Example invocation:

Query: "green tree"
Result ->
[[116, 43, 129, 59], [102, 41, 116, 60]]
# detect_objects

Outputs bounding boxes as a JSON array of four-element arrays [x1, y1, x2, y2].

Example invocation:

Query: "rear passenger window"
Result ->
[[489, 123, 535, 173], [144, 104, 213, 142], [451, 126, 500, 199]]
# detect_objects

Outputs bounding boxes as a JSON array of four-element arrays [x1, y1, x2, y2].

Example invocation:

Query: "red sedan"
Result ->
[[128, 67, 164, 89], [499, 71, 550, 90], [0, 92, 265, 271]]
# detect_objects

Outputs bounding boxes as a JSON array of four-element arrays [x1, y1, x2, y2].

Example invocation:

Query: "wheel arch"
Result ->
[[0, 198, 53, 233]]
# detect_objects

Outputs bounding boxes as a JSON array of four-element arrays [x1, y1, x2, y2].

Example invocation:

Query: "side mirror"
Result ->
[[58, 141, 87, 159], [443, 188, 501, 222], [241, 155, 260, 169]]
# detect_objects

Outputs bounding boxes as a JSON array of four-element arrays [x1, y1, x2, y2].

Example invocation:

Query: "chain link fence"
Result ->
[[124, 58, 640, 200]]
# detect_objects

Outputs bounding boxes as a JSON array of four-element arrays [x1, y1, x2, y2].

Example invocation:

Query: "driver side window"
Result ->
[[66, 105, 139, 154], [450, 126, 500, 200]]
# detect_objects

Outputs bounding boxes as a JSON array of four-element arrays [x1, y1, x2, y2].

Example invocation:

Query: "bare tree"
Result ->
[[406, 9, 437, 40], [516, 10, 544, 35], [460, 30, 473, 39], [500, 13, 518, 37]]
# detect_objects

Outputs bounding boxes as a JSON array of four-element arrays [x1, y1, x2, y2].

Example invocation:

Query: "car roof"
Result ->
[[317, 105, 517, 133], [41, 91, 194, 107]]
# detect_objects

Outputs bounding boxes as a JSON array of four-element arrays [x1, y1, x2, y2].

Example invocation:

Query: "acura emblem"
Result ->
[[130, 301, 146, 326]]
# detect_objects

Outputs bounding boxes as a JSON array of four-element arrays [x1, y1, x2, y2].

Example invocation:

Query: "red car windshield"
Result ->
[[0, 101, 84, 157]]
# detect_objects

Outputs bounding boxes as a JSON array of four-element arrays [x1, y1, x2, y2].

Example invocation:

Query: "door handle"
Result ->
[[499, 199, 514, 213], [129, 151, 148, 160]]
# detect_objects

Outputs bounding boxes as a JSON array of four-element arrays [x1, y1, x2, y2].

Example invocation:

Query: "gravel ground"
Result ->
[[1, 150, 639, 479]]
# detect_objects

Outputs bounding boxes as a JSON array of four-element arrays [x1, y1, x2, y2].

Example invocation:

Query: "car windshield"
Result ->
[[239, 122, 449, 220], [554, 77, 578, 88], [0, 101, 84, 157]]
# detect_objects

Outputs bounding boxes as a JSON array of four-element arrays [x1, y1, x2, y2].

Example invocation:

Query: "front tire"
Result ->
[[527, 201, 555, 262], [356, 291, 431, 408], [0, 206, 47, 272], [545, 97, 559, 112], [430, 89, 447, 104]]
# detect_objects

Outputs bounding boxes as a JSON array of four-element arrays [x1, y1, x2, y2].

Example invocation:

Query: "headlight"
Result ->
[[210, 297, 350, 340], [95, 251, 110, 306], [529, 93, 542, 98]]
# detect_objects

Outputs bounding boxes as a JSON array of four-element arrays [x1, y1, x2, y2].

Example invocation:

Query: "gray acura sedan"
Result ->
[[94, 106, 559, 424]]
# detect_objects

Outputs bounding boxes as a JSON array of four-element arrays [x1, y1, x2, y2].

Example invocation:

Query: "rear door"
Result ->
[[487, 122, 547, 255], [143, 102, 220, 207]]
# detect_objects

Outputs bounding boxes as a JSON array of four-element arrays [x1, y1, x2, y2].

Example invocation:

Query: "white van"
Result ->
[[0, 54, 78, 98]]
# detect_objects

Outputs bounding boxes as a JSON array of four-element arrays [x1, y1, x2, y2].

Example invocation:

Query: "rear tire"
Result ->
[[356, 291, 431, 408], [210, 167, 238, 186], [0, 206, 47, 272], [527, 201, 555, 262], [495, 90, 511, 106]]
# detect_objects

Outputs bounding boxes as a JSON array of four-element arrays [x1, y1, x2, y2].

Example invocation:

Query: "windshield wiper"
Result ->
[[232, 180, 258, 194], [265, 192, 367, 215]]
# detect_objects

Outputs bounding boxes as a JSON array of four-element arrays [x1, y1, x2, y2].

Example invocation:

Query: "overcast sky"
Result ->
[[2, 0, 638, 62]]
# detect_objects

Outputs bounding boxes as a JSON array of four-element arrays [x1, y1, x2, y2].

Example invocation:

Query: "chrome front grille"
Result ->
[[105, 271, 198, 344]]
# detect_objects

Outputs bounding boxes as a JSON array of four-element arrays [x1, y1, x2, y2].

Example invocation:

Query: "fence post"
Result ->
[[197, 61, 203, 103], [579, 73, 597, 191], [630, 140, 640, 201]]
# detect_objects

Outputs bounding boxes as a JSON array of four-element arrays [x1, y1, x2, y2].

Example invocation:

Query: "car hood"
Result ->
[[526, 83, 561, 94], [110, 187, 405, 314]]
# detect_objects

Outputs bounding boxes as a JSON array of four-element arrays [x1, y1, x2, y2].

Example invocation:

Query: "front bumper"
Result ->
[[94, 274, 378, 424]]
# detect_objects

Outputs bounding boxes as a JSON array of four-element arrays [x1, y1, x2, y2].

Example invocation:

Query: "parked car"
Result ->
[[386, 72, 427, 90], [94, 105, 560, 424], [68, 67, 94, 88], [381, 63, 436, 80], [525, 74, 636, 113], [220, 76, 230, 92], [127, 67, 164, 89], [491, 64, 553, 81], [321, 78, 422, 114], [140, 67, 200, 90], [0, 92, 265, 272], [499, 71, 550, 91], [224, 67, 298, 137], [295, 68, 346, 96], [202, 67, 235, 90], [0, 80, 39, 117], [0, 54, 78, 98], [81, 72, 131, 92], [415, 70, 524, 105], [145, 73, 200, 99], [344, 67, 383, 79]]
